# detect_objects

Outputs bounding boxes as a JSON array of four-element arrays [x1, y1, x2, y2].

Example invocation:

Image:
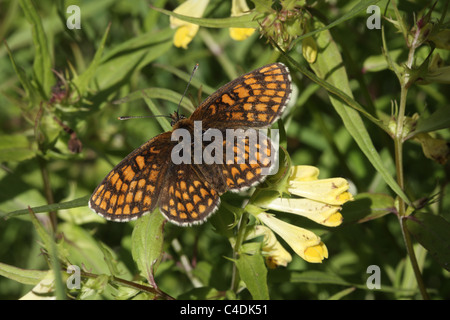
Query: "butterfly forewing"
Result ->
[[89, 132, 174, 221], [190, 63, 292, 129]]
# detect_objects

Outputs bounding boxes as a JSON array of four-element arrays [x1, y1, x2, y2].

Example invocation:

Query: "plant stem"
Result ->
[[394, 43, 429, 298], [230, 209, 250, 293], [38, 156, 57, 232], [399, 216, 430, 299]]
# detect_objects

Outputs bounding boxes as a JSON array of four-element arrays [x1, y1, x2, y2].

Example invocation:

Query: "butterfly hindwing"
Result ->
[[158, 163, 220, 225]]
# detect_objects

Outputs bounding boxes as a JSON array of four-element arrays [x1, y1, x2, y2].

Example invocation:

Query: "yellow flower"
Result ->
[[245, 225, 292, 268], [287, 165, 354, 205], [260, 165, 353, 227], [266, 198, 343, 227], [170, 0, 209, 49], [257, 213, 328, 263], [229, 0, 255, 41], [302, 36, 317, 64], [249, 165, 354, 264]]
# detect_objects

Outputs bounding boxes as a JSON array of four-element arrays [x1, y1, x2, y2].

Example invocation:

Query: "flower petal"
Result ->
[[258, 213, 328, 263], [170, 0, 209, 48], [246, 225, 292, 268], [173, 24, 199, 49], [170, 0, 209, 27], [229, 27, 255, 41], [265, 198, 343, 227], [229, 0, 255, 41], [289, 177, 353, 205], [290, 165, 320, 181]]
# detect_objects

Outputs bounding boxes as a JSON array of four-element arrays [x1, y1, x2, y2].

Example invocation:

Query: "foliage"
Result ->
[[1, 0, 449, 300]]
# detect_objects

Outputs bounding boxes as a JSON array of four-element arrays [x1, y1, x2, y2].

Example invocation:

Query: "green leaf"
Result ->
[[0, 134, 36, 162], [19, 0, 54, 97], [406, 212, 450, 272], [363, 49, 404, 73], [0, 262, 48, 285], [413, 106, 450, 136], [28, 207, 53, 253], [72, 23, 111, 96], [101, 27, 174, 62], [59, 222, 124, 276], [235, 253, 269, 300], [151, 5, 260, 28], [4, 40, 40, 106], [94, 39, 173, 91], [271, 270, 415, 294], [131, 211, 166, 283], [343, 193, 396, 223]]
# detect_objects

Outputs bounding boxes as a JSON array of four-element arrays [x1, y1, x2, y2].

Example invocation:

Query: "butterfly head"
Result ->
[[170, 111, 187, 126]]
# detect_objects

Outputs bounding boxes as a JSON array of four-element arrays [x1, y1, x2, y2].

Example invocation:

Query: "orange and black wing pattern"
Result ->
[[89, 132, 173, 221], [190, 63, 292, 129]]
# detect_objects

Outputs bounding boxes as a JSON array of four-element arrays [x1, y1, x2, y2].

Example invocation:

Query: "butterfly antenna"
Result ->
[[177, 63, 199, 119]]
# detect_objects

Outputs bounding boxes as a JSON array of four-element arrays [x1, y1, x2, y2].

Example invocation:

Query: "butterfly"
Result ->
[[89, 63, 292, 226]]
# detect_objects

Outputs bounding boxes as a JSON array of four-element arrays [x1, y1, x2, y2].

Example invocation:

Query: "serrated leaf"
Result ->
[[406, 212, 450, 271], [235, 253, 269, 300], [131, 211, 166, 283]]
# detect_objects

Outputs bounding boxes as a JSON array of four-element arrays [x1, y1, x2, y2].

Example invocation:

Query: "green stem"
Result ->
[[230, 209, 250, 293], [399, 217, 430, 299], [393, 41, 429, 298], [38, 157, 57, 232]]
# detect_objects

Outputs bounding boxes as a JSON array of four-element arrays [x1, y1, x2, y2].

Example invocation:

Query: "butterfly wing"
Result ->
[[220, 130, 275, 192], [190, 63, 292, 129], [89, 132, 174, 221], [158, 162, 221, 226]]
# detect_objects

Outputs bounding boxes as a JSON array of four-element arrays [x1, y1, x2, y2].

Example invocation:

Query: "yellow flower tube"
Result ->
[[258, 213, 328, 263], [229, 0, 255, 41], [266, 198, 343, 227], [170, 0, 209, 49], [246, 225, 292, 268]]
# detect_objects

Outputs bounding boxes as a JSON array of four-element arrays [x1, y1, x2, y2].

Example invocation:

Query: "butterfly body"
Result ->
[[89, 63, 292, 225]]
